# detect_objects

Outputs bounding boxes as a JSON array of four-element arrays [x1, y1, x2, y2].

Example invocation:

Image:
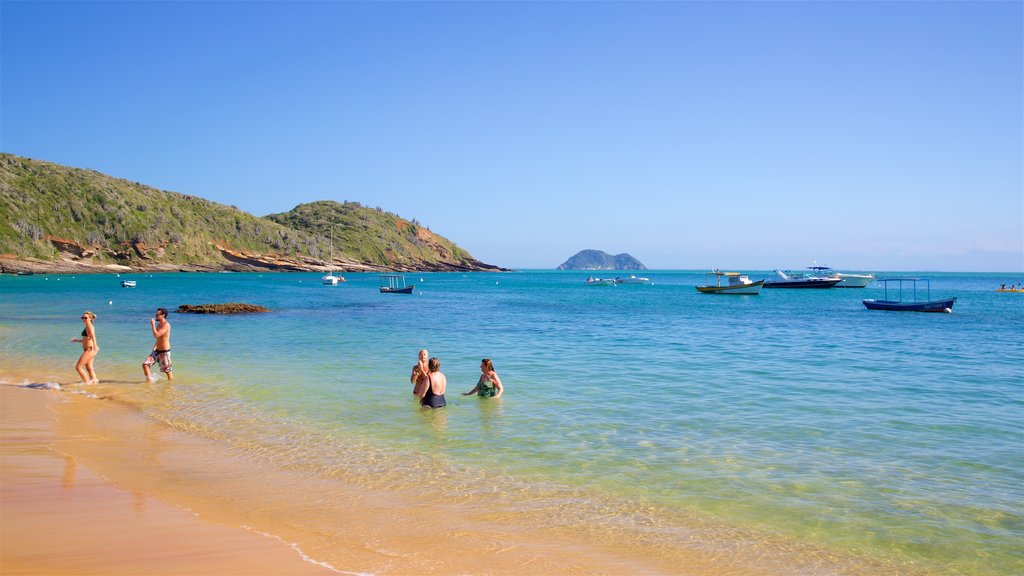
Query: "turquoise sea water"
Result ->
[[1, 270, 1022, 574]]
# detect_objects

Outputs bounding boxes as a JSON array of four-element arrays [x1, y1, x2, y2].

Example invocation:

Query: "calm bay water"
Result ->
[[1, 270, 1022, 574]]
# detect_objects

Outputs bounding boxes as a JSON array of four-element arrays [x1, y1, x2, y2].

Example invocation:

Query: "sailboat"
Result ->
[[322, 227, 344, 285]]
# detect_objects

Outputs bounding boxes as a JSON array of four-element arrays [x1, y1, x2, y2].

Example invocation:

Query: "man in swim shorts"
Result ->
[[143, 308, 173, 381]]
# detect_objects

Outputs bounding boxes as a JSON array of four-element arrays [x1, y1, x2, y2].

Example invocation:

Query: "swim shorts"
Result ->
[[144, 349, 172, 373]]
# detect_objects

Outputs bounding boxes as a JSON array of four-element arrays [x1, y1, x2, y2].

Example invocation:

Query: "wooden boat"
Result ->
[[763, 269, 841, 289], [584, 277, 616, 286], [380, 274, 414, 294], [696, 270, 764, 295], [120, 280, 137, 288], [862, 278, 956, 313]]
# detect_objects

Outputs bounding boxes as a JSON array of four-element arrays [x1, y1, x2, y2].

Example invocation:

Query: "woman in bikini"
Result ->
[[463, 358, 503, 398], [71, 311, 99, 384]]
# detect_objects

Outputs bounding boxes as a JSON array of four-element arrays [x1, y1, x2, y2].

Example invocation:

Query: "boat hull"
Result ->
[[380, 285, 415, 294], [696, 280, 764, 295], [862, 298, 957, 313], [763, 278, 841, 289]]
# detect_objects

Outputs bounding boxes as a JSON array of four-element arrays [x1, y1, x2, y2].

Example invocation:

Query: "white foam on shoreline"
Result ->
[[243, 526, 363, 575]]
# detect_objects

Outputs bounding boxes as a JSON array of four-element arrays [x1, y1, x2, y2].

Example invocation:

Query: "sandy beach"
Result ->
[[0, 369, 794, 576], [0, 384, 335, 576]]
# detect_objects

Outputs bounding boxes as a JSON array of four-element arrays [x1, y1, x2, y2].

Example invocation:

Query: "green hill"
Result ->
[[0, 154, 498, 273], [265, 201, 486, 270]]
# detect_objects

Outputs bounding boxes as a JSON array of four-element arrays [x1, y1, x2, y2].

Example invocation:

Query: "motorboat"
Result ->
[[584, 277, 616, 286], [696, 270, 764, 294], [614, 275, 650, 285], [836, 272, 875, 288], [763, 269, 841, 289], [120, 280, 137, 288], [863, 278, 956, 313], [380, 274, 414, 294], [807, 266, 874, 288]]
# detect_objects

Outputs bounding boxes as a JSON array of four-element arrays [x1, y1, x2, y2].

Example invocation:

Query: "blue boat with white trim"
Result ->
[[862, 278, 957, 313]]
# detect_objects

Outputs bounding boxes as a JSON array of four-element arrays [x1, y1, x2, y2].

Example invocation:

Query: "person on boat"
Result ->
[[71, 311, 99, 384], [410, 348, 430, 397], [417, 357, 447, 409], [143, 308, 173, 382], [463, 358, 503, 398]]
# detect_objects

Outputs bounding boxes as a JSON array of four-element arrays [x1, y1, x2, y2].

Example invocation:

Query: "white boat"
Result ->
[[120, 280, 136, 288], [835, 272, 875, 288], [696, 270, 764, 295], [614, 275, 650, 285], [763, 268, 842, 289], [584, 277, 616, 286], [322, 228, 345, 285]]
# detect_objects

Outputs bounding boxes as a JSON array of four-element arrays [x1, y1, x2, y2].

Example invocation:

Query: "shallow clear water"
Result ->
[[1, 270, 1022, 574]]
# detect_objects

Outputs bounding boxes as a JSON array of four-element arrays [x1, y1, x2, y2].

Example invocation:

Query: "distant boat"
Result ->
[[862, 278, 957, 313], [614, 275, 650, 285], [120, 280, 136, 288], [996, 283, 1024, 293], [322, 228, 345, 285], [584, 277, 616, 286], [763, 269, 841, 289], [380, 274, 414, 294], [696, 270, 764, 295]]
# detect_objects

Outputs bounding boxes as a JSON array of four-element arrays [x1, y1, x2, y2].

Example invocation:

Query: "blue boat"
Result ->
[[862, 278, 956, 313]]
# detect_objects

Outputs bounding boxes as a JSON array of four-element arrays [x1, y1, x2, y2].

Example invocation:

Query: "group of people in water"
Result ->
[[72, 313, 498, 408], [71, 308, 174, 385], [410, 349, 503, 409]]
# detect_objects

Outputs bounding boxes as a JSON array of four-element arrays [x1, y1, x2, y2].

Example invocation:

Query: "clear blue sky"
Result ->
[[2, 1, 1021, 271]]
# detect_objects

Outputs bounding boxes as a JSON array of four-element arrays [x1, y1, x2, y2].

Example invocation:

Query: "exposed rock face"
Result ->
[[176, 303, 271, 314], [557, 250, 647, 271]]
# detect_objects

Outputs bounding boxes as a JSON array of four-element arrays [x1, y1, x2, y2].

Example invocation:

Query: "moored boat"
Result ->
[[120, 280, 136, 288], [763, 269, 841, 289], [835, 272, 875, 288], [584, 277, 616, 286], [614, 275, 650, 285], [862, 278, 957, 313], [696, 270, 764, 295], [380, 274, 414, 294]]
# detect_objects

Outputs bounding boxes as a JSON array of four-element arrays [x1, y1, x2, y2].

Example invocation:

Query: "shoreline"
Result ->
[[0, 255, 510, 276], [0, 362, 913, 576], [0, 383, 337, 576]]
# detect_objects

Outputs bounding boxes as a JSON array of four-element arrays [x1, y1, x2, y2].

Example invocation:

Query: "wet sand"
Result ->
[[0, 384, 334, 575], [0, 368, 878, 576]]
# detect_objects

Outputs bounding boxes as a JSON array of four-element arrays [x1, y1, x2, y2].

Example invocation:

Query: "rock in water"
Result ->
[[176, 303, 271, 314]]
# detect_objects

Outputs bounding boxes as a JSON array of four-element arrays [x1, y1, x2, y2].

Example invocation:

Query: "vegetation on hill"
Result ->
[[557, 249, 647, 270], [265, 200, 481, 269], [0, 154, 496, 272]]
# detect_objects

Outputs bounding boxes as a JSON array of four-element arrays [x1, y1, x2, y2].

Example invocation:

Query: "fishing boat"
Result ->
[[614, 275, 650, 285], [584, 277, 616, 286], [763, 268, 841, 289], [322, 229, 345, 285], [696, 270, 764, 294], [380, 274, 414, 294], [862, 278, 957, 313], [120, 280, 136, 288]]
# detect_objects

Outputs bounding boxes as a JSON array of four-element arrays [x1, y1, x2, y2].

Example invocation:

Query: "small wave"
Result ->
[[244, 527, 363, 575]]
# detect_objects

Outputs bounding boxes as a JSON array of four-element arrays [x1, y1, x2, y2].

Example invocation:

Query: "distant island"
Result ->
[[557, 250, 647, 271], [0, 154, 505, 274]]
